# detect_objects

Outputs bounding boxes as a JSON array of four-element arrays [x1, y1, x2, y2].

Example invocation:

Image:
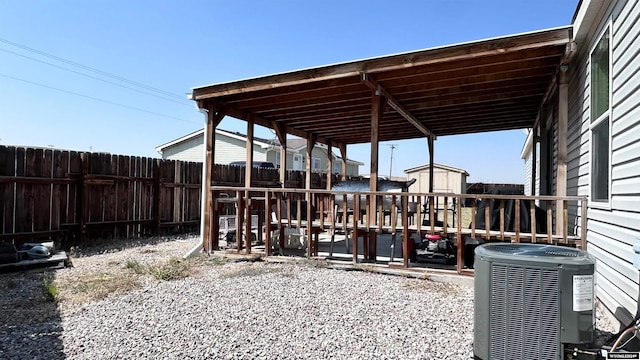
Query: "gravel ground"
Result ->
[[0, 235, 617, 360]]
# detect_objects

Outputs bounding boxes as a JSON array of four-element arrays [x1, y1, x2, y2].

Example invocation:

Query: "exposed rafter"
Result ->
[[361, 72, 435, 139], [193, 26, 571, 145]]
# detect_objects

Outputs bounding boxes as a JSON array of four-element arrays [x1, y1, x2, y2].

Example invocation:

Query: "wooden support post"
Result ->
[[402, 196, 409, 268], [245, 118, 254, 188], [499, 199, 505, 240], [369, 90, 383, 262], [338, 143, 347, 181], [273, 122, 287, 188], [265, 190, 272, 256], [531, 200, 537, 243], [245, 191, 252, 253], [546, 200, 553, 243], [326, 140, 333, 190], [201, 104, 224, 254], [515, 199, 520, 243], [427, 136, 434, 193], [456, 196, 463, 274], [236, 195, 244, 254], [353, 193, 360, 264], [556, 71, 568, 236]]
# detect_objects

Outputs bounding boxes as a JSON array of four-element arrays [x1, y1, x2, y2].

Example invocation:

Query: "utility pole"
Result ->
[[388, 144, 397, 178]]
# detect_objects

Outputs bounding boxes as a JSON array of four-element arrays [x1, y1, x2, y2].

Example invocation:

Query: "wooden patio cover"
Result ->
[[191, 26, 573, 254], [192, 26, 572, 147]]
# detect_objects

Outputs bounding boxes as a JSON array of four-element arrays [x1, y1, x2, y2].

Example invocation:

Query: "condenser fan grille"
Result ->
[[489, 264, 559, 360], [482, 243, 583, 257]]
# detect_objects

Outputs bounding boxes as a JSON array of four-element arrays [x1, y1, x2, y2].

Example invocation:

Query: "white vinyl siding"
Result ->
[[567, 0, 640, 326], [589, 26, 612, 205], [159, 132, 267, 164]]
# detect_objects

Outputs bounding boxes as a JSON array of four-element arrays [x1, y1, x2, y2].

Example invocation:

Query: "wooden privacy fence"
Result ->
[[0, 146, 356, 249], [0, 146, 202, 249]]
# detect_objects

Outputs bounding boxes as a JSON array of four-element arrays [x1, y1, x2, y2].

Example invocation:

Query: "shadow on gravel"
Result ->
[[0, 267, 65, 360]]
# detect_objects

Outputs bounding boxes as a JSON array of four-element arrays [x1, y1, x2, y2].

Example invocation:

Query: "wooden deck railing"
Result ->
[[207, 186, 587, 275]]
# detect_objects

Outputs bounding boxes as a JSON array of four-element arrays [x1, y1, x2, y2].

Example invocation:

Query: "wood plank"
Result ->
[[530, 199, 536, 243], [0, 147, 16, 234], [15, 148, 32, 234], [362, 73, 434, 137], [514, 198, 520, 243], [546, 200, 553, 243], [499, 199, 505, 240], [193, 27, 570, 98]]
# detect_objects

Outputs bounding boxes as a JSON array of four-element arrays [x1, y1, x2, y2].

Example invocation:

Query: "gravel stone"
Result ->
[[0, 235, 618, 359]]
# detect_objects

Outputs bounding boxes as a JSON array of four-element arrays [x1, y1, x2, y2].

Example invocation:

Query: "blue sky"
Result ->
[[0, 0, 579, 183]]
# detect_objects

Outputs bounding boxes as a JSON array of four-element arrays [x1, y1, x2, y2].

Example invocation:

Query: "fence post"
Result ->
[[76, 153, 88, 245], [153, 160, 161, 235]]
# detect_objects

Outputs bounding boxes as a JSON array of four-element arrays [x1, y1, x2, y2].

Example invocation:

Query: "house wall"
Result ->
[[266, 147, 360, 175], [160, 132, 267, 163], [523, 145, 541, 197], [567, 0, 640, 326], [161, 133, 204, 162]]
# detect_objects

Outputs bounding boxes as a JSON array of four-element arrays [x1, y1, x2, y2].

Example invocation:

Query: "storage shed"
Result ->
[[404, 163, 469, 196]]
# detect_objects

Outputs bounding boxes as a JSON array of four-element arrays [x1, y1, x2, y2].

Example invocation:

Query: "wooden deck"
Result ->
[[206, 186, 587, 274]]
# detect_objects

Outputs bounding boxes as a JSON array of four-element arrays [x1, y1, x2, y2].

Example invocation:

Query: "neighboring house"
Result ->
[[155, 128, 362, 176], [523, 0, 640, 327]]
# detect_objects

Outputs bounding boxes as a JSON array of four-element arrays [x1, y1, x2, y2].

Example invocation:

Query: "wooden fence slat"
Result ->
[[0, 147, 16, 234]]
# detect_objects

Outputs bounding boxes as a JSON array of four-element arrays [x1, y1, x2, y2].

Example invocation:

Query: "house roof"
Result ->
[[404, 163, 470, 176], [155, 128, 364, 165], [155, 128, 273, 154], [192, 26, 573, 148]]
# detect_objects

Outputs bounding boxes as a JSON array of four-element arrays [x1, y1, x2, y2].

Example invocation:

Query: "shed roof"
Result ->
[[192, 26, 572, 148], [404, 163, 469, 176]]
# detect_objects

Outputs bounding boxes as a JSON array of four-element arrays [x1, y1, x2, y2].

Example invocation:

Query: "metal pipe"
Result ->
[[610, 325, 639, 352]]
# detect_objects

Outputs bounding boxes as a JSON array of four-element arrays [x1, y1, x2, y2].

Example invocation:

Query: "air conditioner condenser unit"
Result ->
[[474, 243, 595, 360]]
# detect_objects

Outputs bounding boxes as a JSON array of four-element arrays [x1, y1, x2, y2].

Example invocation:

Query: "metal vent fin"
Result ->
[[489, 264, 559, 360], [482, 243, 583, 257]]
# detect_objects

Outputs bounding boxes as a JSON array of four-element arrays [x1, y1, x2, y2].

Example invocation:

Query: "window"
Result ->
[[312, 157, 321, 171], [275, 152, 280, 169], [333, 161, 341, 174], [590, 26, 611, 203]]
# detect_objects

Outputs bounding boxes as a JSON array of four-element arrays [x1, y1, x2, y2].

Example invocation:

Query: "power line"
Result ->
[[0, 36, 188, 102], [0, 47, 193, 107], [0, 73, 200, 125]]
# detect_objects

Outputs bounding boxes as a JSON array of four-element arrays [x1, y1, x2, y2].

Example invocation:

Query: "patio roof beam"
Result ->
[[218, 102, 334, 146], [192, 26, 571, 100], [361, 72, 435, 139]]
